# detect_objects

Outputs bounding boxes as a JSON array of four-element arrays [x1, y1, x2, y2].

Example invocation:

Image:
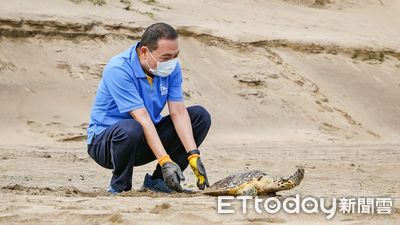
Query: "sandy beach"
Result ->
[[0, 0, 399, 224]]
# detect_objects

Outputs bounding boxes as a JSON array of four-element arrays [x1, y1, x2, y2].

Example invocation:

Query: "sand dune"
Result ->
[[0, 0, 399, 224], [1, 16, 399, 144]]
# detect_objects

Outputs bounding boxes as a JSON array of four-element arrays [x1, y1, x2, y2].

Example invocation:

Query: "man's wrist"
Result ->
[[158, 154, 172, 166], [187, 149, 200, 161]]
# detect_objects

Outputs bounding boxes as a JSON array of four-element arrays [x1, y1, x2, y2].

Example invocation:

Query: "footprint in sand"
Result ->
[[106, 213, 124, 223], [247, 217, 286, 223], [150, 203, 171, 214]]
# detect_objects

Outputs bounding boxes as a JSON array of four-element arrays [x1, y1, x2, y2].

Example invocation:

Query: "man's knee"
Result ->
[[114, 119, 144, 143], [188, 105, 212, 128]]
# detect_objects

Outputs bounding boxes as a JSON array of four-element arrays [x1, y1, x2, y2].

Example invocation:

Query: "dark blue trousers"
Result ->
[[87, 105, 212, 192]]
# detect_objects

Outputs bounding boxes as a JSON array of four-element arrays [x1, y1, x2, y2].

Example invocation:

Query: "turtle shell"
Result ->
[[204, 170, 267, 194]]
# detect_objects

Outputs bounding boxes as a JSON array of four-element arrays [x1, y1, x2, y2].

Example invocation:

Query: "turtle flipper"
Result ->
[[238, 185, 257, 196]]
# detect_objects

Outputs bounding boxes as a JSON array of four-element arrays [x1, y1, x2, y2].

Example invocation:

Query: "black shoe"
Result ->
[[141, 173, 174, 193]]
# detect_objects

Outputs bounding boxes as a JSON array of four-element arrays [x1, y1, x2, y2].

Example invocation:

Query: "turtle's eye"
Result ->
[[257, 176, 263, 181]]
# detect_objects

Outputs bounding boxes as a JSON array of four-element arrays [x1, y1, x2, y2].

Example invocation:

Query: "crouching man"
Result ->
[[87, 23, 211, 194]]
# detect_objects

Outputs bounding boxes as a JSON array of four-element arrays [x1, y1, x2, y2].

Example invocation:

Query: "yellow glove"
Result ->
[[187, 149, 209, 190]]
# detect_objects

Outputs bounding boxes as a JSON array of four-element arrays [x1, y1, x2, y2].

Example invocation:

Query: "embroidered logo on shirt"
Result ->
[[160, 83, 168, 96]]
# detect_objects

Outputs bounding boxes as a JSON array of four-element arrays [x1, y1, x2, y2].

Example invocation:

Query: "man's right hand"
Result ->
[[159, 155, 185, 192]]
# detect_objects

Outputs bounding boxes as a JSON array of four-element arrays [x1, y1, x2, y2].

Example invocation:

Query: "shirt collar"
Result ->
[[131, 41, 147, 78]]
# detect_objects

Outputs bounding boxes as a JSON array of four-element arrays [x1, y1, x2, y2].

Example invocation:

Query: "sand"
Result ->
[[0, 0, 399, 224]]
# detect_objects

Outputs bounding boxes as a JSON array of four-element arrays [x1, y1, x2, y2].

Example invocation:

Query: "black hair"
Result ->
[[139, 23, 178, 51]]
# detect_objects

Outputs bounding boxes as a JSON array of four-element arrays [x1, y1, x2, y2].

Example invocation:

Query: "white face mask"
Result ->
[[145, 49, 178, 77]]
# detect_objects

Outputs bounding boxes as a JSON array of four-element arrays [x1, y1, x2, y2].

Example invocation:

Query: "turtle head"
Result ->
[[259, 168, 305, 193], [275, 168, 304, 190]]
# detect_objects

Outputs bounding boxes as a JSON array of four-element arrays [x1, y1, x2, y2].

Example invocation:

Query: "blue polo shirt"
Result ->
[[87, 42, 184, 144]]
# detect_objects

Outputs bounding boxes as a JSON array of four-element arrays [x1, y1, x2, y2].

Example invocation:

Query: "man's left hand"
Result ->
[[187, 149, 209, 190]]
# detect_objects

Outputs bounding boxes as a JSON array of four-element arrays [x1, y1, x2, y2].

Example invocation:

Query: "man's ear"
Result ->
[[140, 46, 148, 57]]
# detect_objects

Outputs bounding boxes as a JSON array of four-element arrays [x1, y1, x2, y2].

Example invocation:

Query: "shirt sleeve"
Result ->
[[103, 66, 145, 113], [167, 62, 184, 102]]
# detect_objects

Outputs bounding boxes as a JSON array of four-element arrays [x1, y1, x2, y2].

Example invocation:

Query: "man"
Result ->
[[87, 23, 211, 194]]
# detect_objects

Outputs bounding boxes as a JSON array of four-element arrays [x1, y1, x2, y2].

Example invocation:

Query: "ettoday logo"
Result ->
[[217, 195, 393, 219]]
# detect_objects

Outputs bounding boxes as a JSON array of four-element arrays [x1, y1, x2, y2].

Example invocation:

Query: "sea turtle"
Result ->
[[203, 168, 304, 196]]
